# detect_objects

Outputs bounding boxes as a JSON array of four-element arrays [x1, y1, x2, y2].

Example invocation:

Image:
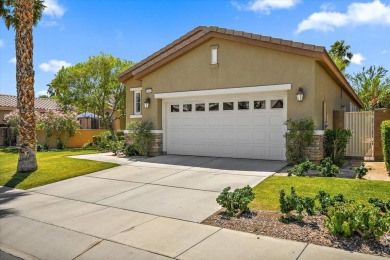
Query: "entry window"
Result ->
[[183, 104, 192, 112], [271, 99, 283, 109], [134, 91, 141, 115], [171, 105, 180, 112], [238, 101, 249, 110], [209, 103, 219, 111], [210, 46, 218, 65], [196, 103, 205, 111], [223, 102, 234, 110], [254, 100, 266, 109]]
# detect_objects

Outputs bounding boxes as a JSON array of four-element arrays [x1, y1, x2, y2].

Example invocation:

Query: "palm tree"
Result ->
[[328, 40, 353, 74], [1, 0, 45, 172]]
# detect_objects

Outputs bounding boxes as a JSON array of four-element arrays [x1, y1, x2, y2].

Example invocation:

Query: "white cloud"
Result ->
[[381, 49, 389, 54], [43, 0, 66, 18], [39, 59, 71, 73], [297, 0, 390, 33], [232, 0, 300, 14], [0, 39, 3, 48], [351, 53, 365, 65], [37, 90, 49, 97], [8, 57, 16, 64], [320, 2, 336, 12]]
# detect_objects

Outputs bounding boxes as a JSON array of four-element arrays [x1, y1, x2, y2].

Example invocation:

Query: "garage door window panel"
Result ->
[[196, 103, 205, 111], [209, 103, 219, 111], [238, 101, 249, 110], [171, 105, 180, 112], [223, 102, 234, 111], [183, 104, 192, 112], [271, 99, 284, 109], [254, 100, 266, 109]]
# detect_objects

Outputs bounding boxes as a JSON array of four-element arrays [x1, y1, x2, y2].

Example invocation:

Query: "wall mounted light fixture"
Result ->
[[296, 88, 304, 102], [144, 97, 151, 108]]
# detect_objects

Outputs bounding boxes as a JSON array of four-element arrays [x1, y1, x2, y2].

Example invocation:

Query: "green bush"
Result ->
[[317, 157, 341, 177], [287, 160, 317, 177], [284, 118, 315, 165], [353, 162, 369, 179], [324, 129, 352, 166], [316, 191, 347, 214], [128, 121, 154, 157], [369, 198, 390, 213], [216, 186, 255, 217], [279, 187, 315, 223], [56, 137, 65, 150], [124, 143, 137, 156], [325, 201, 390, 240], [92, 135, 101, 145], [381, 120, 390, 173]]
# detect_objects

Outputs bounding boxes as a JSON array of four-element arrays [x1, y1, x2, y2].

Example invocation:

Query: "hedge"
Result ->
[[381, 120, 390, 173]]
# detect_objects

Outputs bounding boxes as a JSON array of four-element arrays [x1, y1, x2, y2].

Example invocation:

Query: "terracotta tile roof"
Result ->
[[0, 94, 59, 111], [118, 26, 325, 80]]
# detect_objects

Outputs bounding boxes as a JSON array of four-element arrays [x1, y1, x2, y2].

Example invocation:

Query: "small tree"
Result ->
[[128, 121, 154, 157], [36, 110, 79, 147], [284, 118, 315, 165], [324, 129, 352, 166]]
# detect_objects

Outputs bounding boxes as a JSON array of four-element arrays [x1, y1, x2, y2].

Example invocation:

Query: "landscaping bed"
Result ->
[[202, 210, 390, 257]]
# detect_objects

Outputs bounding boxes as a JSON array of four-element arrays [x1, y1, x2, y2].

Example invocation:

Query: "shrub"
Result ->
[[124, 143, 137, 156], [216, 186, 255, 217], [279, 187, 315, 223], [128, 121, 154, 157], [287, 160, 317, 177], [316, 191, 347, 214], [325, 201, 390, 240], [353, 162, 369, 179], [324, 129, 352, 166], [284, 118, 315, 165], [369, 198, 390, 213], [381, 120, 390, 173], [317, 157, 341, 177], [92, 135, 101, 145], [82, 140, 94, 149]]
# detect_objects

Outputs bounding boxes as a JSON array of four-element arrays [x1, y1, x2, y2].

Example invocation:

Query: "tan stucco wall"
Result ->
[[314, 63, 358, 129], [126, 38, 318, 129]]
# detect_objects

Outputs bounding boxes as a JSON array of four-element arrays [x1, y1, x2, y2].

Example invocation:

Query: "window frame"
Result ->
[[133, 90, 142, 115]]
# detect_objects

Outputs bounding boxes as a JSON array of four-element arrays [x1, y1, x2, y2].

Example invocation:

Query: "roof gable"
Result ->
[[119, 26, 362, 108]]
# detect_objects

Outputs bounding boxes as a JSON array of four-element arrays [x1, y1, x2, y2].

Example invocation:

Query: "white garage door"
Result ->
[[165, 93, 287, 160]]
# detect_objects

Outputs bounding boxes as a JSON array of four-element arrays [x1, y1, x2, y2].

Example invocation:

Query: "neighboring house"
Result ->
[[0, 94, 59, 125], [119, 26, 363, 160]]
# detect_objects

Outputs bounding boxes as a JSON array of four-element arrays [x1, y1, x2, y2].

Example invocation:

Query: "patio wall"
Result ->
[[37, 129, 107, 148]]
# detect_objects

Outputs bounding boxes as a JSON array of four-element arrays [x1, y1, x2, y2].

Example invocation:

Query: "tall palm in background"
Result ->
[[1, 0, 45, 172], [328, 40, 353, 74]]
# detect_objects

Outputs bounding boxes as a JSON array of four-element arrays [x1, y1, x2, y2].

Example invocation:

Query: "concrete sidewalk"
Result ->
[[0, 154, 386, 259]]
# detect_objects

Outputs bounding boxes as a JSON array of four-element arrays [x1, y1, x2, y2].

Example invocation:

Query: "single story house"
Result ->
[[119, 26, 363, 160], [0, 94, 59, 125]]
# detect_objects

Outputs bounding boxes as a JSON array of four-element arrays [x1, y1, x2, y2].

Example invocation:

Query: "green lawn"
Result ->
[[251, 176, 390, 211], [0, 148, 118, 190]]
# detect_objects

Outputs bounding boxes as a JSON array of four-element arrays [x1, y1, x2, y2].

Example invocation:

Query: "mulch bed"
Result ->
[[202, 210, 390, 257]]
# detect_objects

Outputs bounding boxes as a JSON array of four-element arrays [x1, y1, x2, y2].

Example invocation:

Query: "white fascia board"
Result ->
[[154, 84, 291, 99], [124, 129, 163, 134], [130, 87, 142, 91]]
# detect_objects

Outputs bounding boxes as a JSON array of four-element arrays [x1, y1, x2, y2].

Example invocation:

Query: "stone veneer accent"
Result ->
[[304, 134, 324, 162], [149, 133, 163, 156]]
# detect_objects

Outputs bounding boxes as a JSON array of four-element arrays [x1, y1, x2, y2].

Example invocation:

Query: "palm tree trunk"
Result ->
[[15, 0, 38, 172]]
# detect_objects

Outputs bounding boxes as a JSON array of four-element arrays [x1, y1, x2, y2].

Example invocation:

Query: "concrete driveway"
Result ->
[[1, 154, 383, 259], [31, 155, 286, 222]]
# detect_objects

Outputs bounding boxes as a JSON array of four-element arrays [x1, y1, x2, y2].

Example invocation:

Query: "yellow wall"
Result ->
[[125, 37, 359, 130], [314, 63, 356, 129], [36, 129, 107, 148]]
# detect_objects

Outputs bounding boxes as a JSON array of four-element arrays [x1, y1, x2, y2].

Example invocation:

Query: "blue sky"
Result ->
[[0, 0, 389, 96]]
